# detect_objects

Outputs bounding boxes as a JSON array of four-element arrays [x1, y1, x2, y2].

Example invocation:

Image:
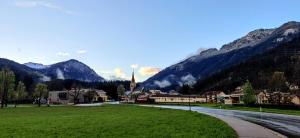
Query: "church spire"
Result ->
[[131, 69, 135, 83], [130, 69, 136, 92]]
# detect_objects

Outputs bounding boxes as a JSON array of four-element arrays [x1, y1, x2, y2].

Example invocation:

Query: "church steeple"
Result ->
[[130, 69, 136, 92]]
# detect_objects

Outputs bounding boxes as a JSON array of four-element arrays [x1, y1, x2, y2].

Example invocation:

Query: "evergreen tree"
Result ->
[[242, 80, 256, 105]]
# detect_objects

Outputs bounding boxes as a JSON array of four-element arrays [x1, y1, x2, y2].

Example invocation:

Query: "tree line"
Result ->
[[0, 67, 48, 108]]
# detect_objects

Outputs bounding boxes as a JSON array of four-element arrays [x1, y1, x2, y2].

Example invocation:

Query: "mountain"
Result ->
[[24, 62, 50, 69], [37, 59, 105, 82], [193, 35, 300, 94], [0, 58, 105, 82], [142, 21, 300, 89], [0, 58, 40, 80]]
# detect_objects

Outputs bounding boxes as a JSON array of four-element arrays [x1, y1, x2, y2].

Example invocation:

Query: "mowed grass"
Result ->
[[0, 105, 237, 138]]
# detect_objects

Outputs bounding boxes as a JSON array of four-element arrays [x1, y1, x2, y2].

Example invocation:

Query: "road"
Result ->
[[142, 105, 300, 138]]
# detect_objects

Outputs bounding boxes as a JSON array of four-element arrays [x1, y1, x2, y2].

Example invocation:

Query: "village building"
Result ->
[[202, 91, 226, 103], [150, 94, 206, 103], [48, 89, 107, 104], [291, 94, 300, 105], [224, 87, 244, 105], [256, 90, 269, 104]]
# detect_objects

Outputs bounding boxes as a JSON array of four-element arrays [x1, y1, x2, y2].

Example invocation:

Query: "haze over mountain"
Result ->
[[142, 21, 300, 89], [0, 58, 105, 82]]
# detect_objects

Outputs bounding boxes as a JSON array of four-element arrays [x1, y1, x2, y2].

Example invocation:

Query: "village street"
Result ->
[[141, 105, 300, 138]]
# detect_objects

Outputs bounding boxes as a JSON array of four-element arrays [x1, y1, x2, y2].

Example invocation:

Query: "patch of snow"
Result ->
[[56, 68, 65, 80], [24, 62, 50, 69], [276, 37, 284, 42], [283, 28, 298, 36]]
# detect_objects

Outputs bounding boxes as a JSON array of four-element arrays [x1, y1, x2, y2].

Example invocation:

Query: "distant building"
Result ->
[[256, 90, 269, 104], [291, 95, 300, 105], [48, 89, 107, 104], [150, 94, 206, 103], [223, 87, 244, 105], [202, 91, 226, 103]]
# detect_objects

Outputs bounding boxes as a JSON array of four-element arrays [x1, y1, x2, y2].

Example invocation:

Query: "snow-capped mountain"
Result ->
[[0, 59, 105, 82], [142, 21, 300, 89], [24, 62, 50, 69], [38, 59, 105, 82]]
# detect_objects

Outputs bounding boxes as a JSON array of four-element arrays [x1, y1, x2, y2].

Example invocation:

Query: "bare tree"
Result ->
[[0, 67, 15, 108], [68, 84, 82, 105]]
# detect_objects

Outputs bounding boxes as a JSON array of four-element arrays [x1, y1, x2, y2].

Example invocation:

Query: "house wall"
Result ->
[[292, 97, 300, 105], [48, 91, 69, 104], [151, 97, 206, 103], [49, 90, 108, 104]]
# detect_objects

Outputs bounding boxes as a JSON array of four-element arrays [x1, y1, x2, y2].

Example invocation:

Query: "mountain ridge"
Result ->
[[142, 21, 300, 89], [0, 58, 105, 82]]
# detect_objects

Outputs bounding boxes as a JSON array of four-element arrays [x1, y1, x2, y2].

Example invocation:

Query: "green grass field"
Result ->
[[0, 105, 237, 138]]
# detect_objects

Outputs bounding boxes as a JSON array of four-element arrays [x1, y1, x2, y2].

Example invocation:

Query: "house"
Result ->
[[202, 91, 226, 103], [291, 95, 300, 105], [150, 94, 206, 103], [48, 89, 107, 104], [256, 90, 269, 104], [224, 87, 244, 105], [48, 91, 69, 104], [94, 90, 108, 102]]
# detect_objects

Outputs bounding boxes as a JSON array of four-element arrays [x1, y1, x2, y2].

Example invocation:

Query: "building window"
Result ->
[[58, 92, 68, 100]]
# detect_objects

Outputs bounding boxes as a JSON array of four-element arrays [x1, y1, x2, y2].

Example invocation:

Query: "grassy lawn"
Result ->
[[157, 103, 300, 116], [0, 104, 237, 138]]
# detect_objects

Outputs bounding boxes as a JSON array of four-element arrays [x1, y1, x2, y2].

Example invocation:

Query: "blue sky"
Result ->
[[1, 0, 300, 82]]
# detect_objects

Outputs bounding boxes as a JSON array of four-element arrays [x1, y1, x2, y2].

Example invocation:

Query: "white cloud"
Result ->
[[181, 74, 196, 86], [114, 68, 126, 79], [139, 67, 161, 76], [56, 52, 70, 57], [40, 75, 51, 82], [154, 80, 171, 88], [130, 64, 139, 69], [14, 0, 76, 15], [77, 50, 87, 54]]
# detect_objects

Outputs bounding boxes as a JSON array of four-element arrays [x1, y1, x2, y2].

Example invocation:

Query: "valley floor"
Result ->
[[0, 104, 236, 138]]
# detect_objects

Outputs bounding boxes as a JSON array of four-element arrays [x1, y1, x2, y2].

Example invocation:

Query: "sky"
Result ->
[[1, 0, 300, 82]]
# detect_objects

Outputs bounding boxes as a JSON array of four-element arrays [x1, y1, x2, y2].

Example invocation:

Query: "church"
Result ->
[[124, 69, 138, 102], [130, 69, 136, 92]]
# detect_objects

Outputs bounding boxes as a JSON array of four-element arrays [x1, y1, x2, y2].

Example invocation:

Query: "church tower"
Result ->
[[130, 69, 136, 92]]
